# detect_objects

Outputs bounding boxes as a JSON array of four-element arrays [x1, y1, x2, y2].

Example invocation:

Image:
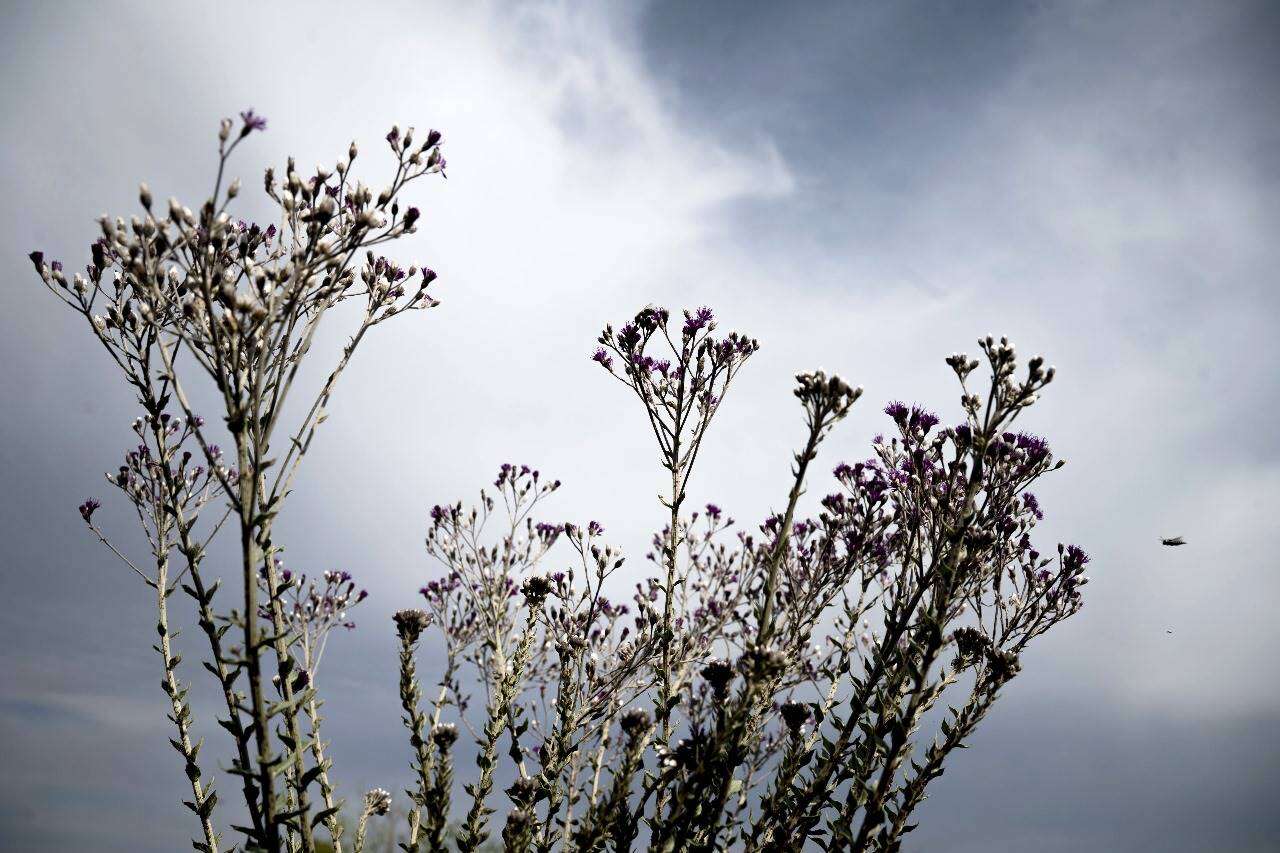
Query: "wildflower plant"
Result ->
[[41, 115, 1091, 852], [36, 112, 445, 853], [393, 309, 1089, 852]]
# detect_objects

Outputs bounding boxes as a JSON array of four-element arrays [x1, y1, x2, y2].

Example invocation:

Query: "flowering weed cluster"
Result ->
[[39, 117, 1090, 852]]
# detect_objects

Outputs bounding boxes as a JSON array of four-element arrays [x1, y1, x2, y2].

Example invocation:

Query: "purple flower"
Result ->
[[78, 498, 100, 523], [683, 306, 714, 337], [884, 401, 909, 423], [705, 503, 722, 520], [592, 347, 614, 371], [1063, 545, 1090, 568], [588, 520, 605, 536], [28, 251, 43, 272], [1014, 432, 1051, 463], [617, 323, 641, 351], [239, 109, 267, 135], [909, 406, 939, 432]]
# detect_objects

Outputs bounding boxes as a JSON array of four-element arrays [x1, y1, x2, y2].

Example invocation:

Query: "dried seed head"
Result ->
[[392, 608, 432, 644], [522, 575, 553, 607], [700, 658, 734, 696], [506, 776, 540, 806], [740, 647, 787, 681], [780, 700, 810, 733], [431, 722, 458, 748], [619, 708, 652, 738], [364, 787, 392, 816], [984, 648, 1022, 688], [794, 369, 862, 419]]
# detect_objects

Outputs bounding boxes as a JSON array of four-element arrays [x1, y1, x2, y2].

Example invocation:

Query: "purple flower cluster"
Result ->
[[592, 347, 615, 371], [683, 306, 714, 337], [268, 567, 368, 653], [885, 401, 940, 433]]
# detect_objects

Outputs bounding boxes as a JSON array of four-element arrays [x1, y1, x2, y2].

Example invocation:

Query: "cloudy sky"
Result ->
[[2, 1, 1278, 850]]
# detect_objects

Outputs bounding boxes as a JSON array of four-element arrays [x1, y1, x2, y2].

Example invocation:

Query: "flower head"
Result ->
[[522, 575, 553, 607], [701, 658, 734, 696], [364, 788, 393, 816], [780, 700, 810, 733], [431, 722, 459, 748], [620, 708, 651, 737], [683, 306, 714, 337], [78, 498, 101, 523], [393, 608, 432, 644], [239, 109, 267, 135]]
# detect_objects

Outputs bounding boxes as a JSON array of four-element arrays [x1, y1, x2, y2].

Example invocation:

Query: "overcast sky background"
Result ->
[[2, 1, 1278, 850]]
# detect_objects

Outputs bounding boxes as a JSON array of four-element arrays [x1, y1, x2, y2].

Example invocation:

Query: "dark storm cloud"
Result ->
[[633, 1, 1280, 848]]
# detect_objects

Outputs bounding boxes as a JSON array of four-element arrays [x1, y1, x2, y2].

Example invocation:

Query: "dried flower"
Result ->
[[365, 787, 393, 816], [431, 722, 459, 748], [393, 608, 432, 644], [779, 700, 810, 733], [522, 575, 553, 607], [701, 658, 735, 696]]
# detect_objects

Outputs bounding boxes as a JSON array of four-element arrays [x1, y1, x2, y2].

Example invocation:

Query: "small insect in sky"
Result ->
[[1161, 536, 1186, 546]]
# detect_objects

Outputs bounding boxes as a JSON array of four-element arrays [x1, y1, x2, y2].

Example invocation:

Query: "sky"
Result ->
[[1, 0, 1278, 850]]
